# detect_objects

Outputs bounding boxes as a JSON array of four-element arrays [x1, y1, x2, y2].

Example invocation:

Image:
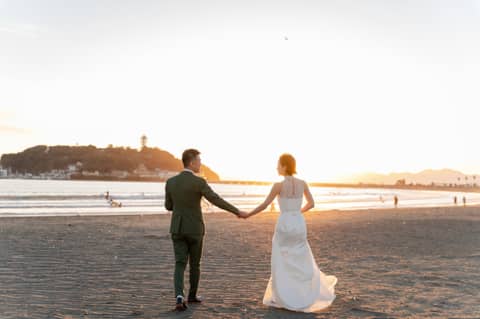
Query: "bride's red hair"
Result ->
[[279, 153, 297, 175]]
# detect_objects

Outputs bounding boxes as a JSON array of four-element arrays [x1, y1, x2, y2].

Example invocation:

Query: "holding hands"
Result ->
[[237, 181, 285, 220], [237, 211, 251, 219]]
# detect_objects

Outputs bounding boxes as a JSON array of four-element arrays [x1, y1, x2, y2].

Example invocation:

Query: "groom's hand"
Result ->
[[237, 211, 249, 219]]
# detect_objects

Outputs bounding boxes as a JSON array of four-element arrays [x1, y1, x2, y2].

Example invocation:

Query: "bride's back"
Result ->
[[278, 176, 304, 212]]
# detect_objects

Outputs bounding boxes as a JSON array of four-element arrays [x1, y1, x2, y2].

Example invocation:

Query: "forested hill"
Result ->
[[0, 145, 220, 181]]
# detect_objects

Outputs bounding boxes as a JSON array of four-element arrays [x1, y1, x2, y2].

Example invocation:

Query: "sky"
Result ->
[[1, 0, 480, 181]]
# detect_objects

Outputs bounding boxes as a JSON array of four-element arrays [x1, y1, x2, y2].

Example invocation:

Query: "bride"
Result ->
[[246, 153, 337, 312]]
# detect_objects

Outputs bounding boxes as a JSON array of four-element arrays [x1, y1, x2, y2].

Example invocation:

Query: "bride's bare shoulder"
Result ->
[[295, 178, 309, 190], [271, 182, 283, 192], [293, 177, 307, 184]]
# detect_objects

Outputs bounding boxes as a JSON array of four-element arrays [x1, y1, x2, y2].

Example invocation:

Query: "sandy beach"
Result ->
[[1, 207, 479, 318]]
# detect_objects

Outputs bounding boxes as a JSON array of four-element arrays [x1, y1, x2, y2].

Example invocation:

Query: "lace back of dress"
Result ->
[[279, 177, 304, 199]]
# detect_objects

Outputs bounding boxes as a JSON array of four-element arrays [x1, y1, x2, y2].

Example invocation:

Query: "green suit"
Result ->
[[165, 170, 239, 298]]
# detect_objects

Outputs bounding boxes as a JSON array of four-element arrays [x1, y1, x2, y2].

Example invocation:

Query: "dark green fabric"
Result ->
[[165, 171, 239, 235], [165, 171, 239, 298], [171, 233, 203, 298]]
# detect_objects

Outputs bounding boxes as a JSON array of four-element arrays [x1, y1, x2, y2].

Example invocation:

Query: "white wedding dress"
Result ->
[[263, 177, 337, 312]]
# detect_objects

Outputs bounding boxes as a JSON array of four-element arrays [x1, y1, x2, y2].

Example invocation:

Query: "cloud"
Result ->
[[0, 111, 13, 119], [0, 125, 31, 134], [0, 23, 44, 38]]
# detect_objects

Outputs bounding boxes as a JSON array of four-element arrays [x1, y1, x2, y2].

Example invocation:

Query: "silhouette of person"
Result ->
[[105, 191, 110, 200], [108, 197, 122, 208], [462, 196, 466, 207], [453, 196, 457, 205], [394, 195, 398, 208]]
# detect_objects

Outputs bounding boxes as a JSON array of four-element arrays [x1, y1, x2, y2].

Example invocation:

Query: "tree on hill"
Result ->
[[0, 145, 220, 181]]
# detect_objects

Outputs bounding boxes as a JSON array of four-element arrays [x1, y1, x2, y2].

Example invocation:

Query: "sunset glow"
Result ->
[[2, 1, 480, 182]]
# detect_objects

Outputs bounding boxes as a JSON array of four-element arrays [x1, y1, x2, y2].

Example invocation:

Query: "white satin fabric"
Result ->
[[263, 177, 337, 312]]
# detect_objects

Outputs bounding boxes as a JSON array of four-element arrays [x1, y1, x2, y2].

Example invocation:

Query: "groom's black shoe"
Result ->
[[187, 295, 203, 303], [175, 296, 188, 311]]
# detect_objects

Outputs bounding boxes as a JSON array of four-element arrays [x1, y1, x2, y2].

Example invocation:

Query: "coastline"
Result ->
[[2, 176, 480, 193]]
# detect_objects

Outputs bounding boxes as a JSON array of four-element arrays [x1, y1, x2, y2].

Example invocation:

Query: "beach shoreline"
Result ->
[[1, 204, 479, 219], [0, 207, 479, 318]]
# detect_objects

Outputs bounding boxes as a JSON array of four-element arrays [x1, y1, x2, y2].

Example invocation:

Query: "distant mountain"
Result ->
[[0, 145, 220, 181], [343, 169, 478, 186]]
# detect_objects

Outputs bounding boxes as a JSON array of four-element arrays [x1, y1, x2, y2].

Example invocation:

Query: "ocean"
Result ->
[[0, 179, 479, 217]]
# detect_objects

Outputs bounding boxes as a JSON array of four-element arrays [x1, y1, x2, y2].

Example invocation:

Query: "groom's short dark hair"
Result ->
[[182, 149, 200, 167]]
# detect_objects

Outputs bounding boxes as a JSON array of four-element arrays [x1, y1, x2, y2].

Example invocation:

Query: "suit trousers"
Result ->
[[171, 233, 204, 298]]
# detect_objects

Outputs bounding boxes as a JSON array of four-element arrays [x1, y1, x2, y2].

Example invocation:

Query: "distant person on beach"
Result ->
[[105, 191, 121, 207], [108, 198, 122, 208], [462, 196, 466, 207], [454, 196, 457, 205], [245, 153, 337, 312], [165, 149, 249, 311], [394, 195, 398, 208]]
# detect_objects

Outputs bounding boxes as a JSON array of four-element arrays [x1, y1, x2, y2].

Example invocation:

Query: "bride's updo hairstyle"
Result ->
[[279, 153, 297, 176]]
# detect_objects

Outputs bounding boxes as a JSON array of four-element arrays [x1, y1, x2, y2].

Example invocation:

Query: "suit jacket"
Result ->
[[165, 171, 239, 234]]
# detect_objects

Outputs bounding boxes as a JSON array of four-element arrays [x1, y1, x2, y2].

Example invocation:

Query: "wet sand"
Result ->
[[0, 207, 479, 318]]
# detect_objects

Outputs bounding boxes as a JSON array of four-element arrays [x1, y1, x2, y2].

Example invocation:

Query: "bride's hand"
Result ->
[[238, 211, 249, 219]]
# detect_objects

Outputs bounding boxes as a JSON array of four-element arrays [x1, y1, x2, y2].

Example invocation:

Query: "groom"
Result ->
[[165, 148, 248, 311]]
